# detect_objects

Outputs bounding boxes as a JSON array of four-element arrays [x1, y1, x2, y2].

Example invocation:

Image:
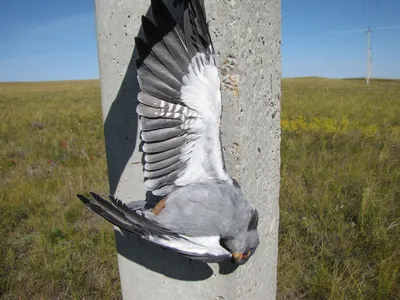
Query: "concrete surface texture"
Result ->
[[94, 0, 281, 299]]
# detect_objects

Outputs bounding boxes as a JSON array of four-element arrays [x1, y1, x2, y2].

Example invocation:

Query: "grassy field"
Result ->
[[0, 80, 119, 299], [0, 78, 399, 299], [279, 78, 400, 299]]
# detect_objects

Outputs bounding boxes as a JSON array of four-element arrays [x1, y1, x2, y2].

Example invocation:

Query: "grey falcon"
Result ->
[[77, 0, 260, 265]]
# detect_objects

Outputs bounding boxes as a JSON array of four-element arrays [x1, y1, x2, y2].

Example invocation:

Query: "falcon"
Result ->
[[77, 0, 259, 264]]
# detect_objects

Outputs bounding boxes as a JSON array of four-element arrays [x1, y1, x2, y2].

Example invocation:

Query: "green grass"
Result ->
[[0, 80, 120, 299], [278, 78, 400, 299], [0, 78, 399, 299]]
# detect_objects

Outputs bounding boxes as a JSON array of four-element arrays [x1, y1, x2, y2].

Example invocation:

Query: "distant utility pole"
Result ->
[[366, 26, 373, 84]]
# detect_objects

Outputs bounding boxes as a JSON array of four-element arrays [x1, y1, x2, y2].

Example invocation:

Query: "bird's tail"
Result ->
[[76, 192, 232, 262], [76, 192, 175, 238]]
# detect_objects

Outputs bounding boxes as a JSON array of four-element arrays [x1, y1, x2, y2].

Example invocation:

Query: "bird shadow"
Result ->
[[114, 228, 238, 279], [102, 0, 237, 281], [115, 229, 214, 280], [104, 0, 184, 197]]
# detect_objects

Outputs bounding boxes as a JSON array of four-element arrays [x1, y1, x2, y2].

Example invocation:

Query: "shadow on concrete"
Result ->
[[103, 49, 140, 196], [218, 260, 240, 274], [115, 229, 214, 280], [102, 0, 220, 281], [103, 1, 185, 196]]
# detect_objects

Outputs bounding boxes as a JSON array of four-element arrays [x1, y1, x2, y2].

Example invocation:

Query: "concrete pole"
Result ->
[[94, 0, 281, 299]]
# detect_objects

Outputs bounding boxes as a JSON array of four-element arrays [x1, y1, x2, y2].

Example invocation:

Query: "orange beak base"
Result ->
[[232, 252, 244, 263]]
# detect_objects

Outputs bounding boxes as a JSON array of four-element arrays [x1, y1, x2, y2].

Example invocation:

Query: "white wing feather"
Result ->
[[135, 0, 232, 195], [176, 52, 230, 186], [148, 234, 231, 259]]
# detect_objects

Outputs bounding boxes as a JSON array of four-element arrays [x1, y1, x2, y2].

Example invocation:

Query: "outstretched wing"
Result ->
[[77, 193, 231, 262], [136, 0, 231, 196]]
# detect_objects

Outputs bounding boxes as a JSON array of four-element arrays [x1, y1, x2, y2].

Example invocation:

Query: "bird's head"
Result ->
[[223, 208, 259, 265]]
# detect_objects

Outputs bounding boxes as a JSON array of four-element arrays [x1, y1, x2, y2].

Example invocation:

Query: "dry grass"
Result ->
[[0, 78, 399, 299], [0, 80, 120, 299], [278, 78, 400, 299]]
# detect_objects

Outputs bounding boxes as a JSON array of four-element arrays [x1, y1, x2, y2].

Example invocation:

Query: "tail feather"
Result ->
[[77, 193, 142, 235], [77, 193, 177, 238], [108, 195, 164, 232], [77, 193, 232, 262]]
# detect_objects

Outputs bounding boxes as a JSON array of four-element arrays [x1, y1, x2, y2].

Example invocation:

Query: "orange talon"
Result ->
[[152, 197, 167, 215]]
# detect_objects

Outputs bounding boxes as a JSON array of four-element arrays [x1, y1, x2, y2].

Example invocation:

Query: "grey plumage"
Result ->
[[144, 155, 180, 171], [147, 180, 250, 236], [144, 147, 181, 163], [145, 169, 179, 191], [141, 127, 183, 142], [135, 35, 186, 82], [142, 135, 186, 153], [77, 0, 260, 264], [140, 117, 183, 131], [138, 75, 181, 102], [143, 161, 183, 178]]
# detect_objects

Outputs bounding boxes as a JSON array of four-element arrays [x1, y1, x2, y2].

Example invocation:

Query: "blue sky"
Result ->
[[282, 0, 400, 78], [0, 0, 399, 82]]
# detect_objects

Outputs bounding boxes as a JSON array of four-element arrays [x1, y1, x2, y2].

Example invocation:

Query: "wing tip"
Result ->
[[89, 191, 101, 199], [108, 195, 124, 208], [76, 194, 90, 205], [77, 192, 106, 205]]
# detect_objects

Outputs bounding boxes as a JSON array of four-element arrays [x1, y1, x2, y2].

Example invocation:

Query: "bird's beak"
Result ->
[[232, 252, 244, 263]]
